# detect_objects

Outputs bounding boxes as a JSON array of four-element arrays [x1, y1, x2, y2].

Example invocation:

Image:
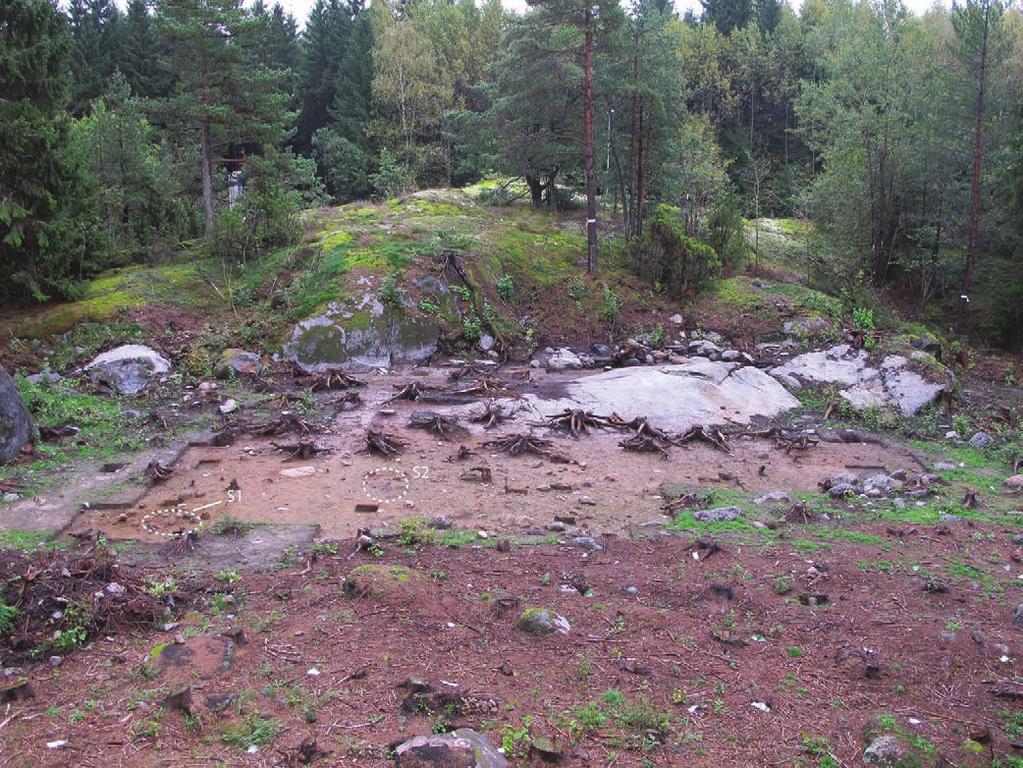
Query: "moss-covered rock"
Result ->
[[515, 607, 570, 635], [343, 563, 425, 600]]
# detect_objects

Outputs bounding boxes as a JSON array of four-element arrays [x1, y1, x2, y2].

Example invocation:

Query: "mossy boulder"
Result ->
[[515, 607, 570, 635], [343, 563, 425, 600], [0, 366, 34, 464], [285, 290, 439, 373]]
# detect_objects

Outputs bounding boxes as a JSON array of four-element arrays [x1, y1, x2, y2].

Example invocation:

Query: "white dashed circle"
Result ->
[[362, 467, 410, 504], [141, 505, 203, 538]]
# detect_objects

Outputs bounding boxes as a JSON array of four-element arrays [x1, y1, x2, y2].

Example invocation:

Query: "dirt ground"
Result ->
[[67, 366, 923, 544], [4, 530, 1023, 767]]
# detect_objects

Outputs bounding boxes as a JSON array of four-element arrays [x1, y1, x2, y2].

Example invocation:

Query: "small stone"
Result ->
[[280, 466, 317, 479], [937, 630, 957, 645], [1003, 475, 1023, 490], [571, 536, 602, 551], [864, 735, 908, 765], [218, 398, 238, 415], [693, 506, 742, 522], [753, 492, 792, 505], [669, 314, 684, 325], [827, 483, 858, 499], [428, 515, 453, 530], [969, 431, 992, 448], [48, 656, 63, 668], [105, 583, 126, 597], [46, 740, 68, 750], [1013, 604, 1023, 628], [750, 701, 771, 713]]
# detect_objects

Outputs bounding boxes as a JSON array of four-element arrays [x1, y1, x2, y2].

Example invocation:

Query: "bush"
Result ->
[[703, 190, 748, 268], [370, 150, 412, 199], [630, 204, 721, 296]]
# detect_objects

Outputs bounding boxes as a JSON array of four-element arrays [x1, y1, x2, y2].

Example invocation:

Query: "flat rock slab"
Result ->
[[523, 361, 799, 432], [771, 346, 947, 416], [395, 728, 508, 768], [120, 523, 320, 572]]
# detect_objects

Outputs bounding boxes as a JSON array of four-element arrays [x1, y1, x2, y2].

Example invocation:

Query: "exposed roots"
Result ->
[[484, 433, 572, 464], [662, 491, 714, 516], [619, 433, 671, 458], [542, 408, 619, 438], [677, 425, 730, 453], [473, 400, 508, 429], [739, 426, 819, 454], [448, 445, 477, 462], [144, 460, 172, 483], [362, 429, 407, 457], [328, 391, 363, 411], [407, 411, 468, 439], [784, 502, 821, 524], [304, 370, 365, 392], [386, 382, 432, 403], [250, 412, 322, 437], [271, 440, 333, 462]]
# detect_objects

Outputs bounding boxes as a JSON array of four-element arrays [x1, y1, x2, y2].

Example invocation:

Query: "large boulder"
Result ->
[[85, 344, 171, 396], [0, 367, 34, 463], [771, 345, 947, 416], [522, 360, 799, 433], [285, 290, 439, 373], [394, 729, 507, 768]]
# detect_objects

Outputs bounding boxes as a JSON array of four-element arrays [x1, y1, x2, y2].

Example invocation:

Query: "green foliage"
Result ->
[[0, 601, 20, 635], [312, 128, 371, 202], [630, 205, 721, 297], [221, 714, 280, 750], [369, 149, 411, 199], [496, 274, 514, 301]]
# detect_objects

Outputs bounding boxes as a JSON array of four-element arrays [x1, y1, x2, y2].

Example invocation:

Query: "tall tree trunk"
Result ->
[[963, 0, 990, 300], [582, 2, 598, 276], [200, 111, 214, 233], [635, 102, 647, 238], [525, 174, 543, 207], [627, 51, 639, 241]]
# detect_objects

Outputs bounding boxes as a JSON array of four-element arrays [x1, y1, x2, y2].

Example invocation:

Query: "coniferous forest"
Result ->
[[2, 0, 1022, 345]]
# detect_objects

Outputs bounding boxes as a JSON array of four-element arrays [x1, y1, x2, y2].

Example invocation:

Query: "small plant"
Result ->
[[0, 601, 19, 634], [311, 540, 339, 555], [852, 306, 874, 332], [501, 715, 533, 758], [215, 569, 241, 584], [221, 713, 280, 750], [418, 298, 440, 315], [462, 313, 483, 343], [650, 325, 665, 346], [54, 625, 87, 650], [601, 286, 621, 322], [496, 274, 513, 301], [212, 514, 254, 536], [398, 517, 435, 547], [568, 277, 587, 301], [452, 284, 472, 302], [772, 575, 793, 595], [379, 274, 406, 311], [143, 576, 179, 598], [952, 413, 971, 436], [787, 646, 804, 659]]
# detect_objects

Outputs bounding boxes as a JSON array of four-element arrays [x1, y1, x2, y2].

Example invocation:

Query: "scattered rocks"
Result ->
[[218, 398, 238, 415], [86, 344, 171, 395], [215, 349, 265, 379], [688, 339, 722, 358], [570, 536, 602, 551], [771, 345, 948, 415], [516, 607, 570, 636], [693, 506, 742, 522], [0, 365, 35, 463], [863, 474, 903, 497], [394, 728, 508, 768], [545, 348, 584, 371]]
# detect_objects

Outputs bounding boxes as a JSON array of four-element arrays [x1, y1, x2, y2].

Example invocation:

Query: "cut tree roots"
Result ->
[[484, 433, 572, 464], [407, 411, 468, 439], [362, 429, 407, 457], [541, 409, 619, 438]]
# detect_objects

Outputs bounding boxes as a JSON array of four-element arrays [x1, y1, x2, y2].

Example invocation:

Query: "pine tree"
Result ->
[[700, 0, 751, 35], [119, 0, 172, 98], [0, 0, 88, 299], [329, 5, 374, 148], [156, 0, 293, 232], [67, 0, 123, 113], [295, 0, 353, 152]]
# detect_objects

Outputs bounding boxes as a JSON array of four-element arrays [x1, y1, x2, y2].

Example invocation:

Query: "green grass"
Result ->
[[0, 529, 68, 551]]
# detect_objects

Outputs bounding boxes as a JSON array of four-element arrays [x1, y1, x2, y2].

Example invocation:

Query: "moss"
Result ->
[[706, 276, 766, 312]]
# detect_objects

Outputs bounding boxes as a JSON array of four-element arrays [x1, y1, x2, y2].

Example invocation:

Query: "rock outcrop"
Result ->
[[0, 366, 34, 463]]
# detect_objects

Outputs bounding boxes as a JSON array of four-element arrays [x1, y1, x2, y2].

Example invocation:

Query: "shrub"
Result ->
[[630, 204, 721, 296]]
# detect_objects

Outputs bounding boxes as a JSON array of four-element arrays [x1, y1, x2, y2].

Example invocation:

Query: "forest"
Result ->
[[2, 0, 1022, 347]]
